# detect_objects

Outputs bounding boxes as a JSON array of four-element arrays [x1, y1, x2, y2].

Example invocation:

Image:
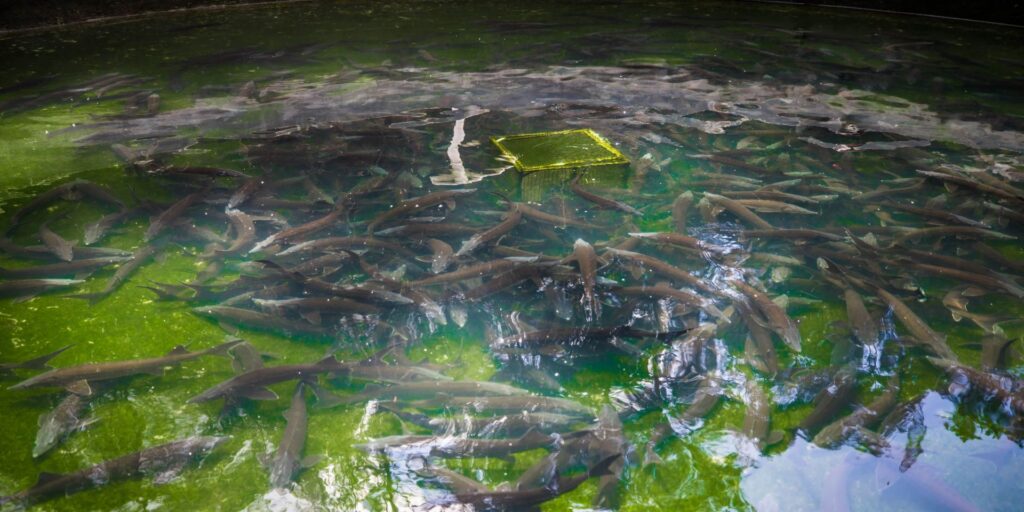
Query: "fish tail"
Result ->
[[17, 345, 72, 370], [642, 443, 664, 467], [206, 338, 246, 358]]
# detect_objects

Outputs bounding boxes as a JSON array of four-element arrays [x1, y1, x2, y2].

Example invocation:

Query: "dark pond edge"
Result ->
[[0, 0, 313, 39]]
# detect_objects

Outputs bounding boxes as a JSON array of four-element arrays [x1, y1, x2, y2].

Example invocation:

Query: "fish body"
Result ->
[[409, 395, 594, 417], [0, 256, 132, 279], [189, 355, 345, 403], [34, 393, 97, 458], [1, 436, 226, 507], [732, 280, 801, 352], [9, 340, 241, 394], [265, 382, 315, 488], [365, 189, 476, 233], [145, 188, 207, 242]]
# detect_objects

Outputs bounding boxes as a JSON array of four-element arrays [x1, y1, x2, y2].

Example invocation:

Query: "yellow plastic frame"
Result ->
[[491, 129, 629, 173]]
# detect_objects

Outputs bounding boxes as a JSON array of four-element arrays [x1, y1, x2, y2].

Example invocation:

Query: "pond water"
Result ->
[[1, 1, 1023, 510]]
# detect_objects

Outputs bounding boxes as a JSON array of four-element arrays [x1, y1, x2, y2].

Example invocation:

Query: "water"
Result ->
[[0, 1, 1022, 510]]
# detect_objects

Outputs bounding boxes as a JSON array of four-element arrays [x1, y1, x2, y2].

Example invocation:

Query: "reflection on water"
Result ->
[[0, 1, 1023, 511], [744, 392, 1024, 512]]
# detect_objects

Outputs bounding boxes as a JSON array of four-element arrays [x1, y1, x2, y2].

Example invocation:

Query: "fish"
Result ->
[[9, 339, 242, 395], [365, 189, 477, 233], [813, 377, 899, 448], [6, 180, 124, 234], [424, 238, 454, 273], [628, 231, 728, 255], [643, 374, 722, 465], [455, 204, 523, 257], [843, 287, 880, 347], [33, 392, 99, 458], [256, 260, 414, 306], [356, 428, 556, 460], [38, 223, 75, 262], [703, 192, 773, 229], [911, 262, 1024, 299], [567, 238, 601, 316], [249, 205, 347, 254], [215, 208, 257, 255], [189, 355, 345, 404], [450, 454, 620, 510], [511, 201, 600, 229], [888, 226, 1014, 247], [83, 208, 138, 246], [328, 380, 531, 406], [337, 364, 452, 383], [874, 287, 957, 361], [797, 366, 857, 435], [424, 412, 580, 437], [605, 248, 719, 296], [927, 357, 1024, 415], [733, 198, 818, 214], [0, 436, 226, 508], [191, 305, 330, 337], [738, 303, 780, 375], [731, 280, 802, 352], [419, 465, 492, 494], [408, 258, 526, 286], [406, 395, 594, 418], [741, 228, 843, 242], [274, 236, 415, 258], [0, 256, 132, 279], [494, 325, 684, 348], [66, 244, 158, 303], [252, 297, 381, 318], [262, 382, 319, 488], [144, 187, 208, 242], [0, 345, 73, 376], [741, 379, 783, 450], [672, 191, 693, 233], [0, 279, 85, 301], [570, 175, 642, 216], [613, 284, 725, 318]]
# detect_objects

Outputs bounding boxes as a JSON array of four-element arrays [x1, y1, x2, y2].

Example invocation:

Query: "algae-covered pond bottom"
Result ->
[[1, 1, 1023, 511]]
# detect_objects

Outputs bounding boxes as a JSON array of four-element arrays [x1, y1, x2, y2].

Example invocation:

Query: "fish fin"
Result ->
[[239, 387, 278, 401], [13, 293, 40, 303], [167, 345, 190, 356], [643, 444, 664, 467], [767, 430, 785, 446], [19, 345, 73, 369], [301, 310, 322, 325], [35, 471, 64, 485], [257, 452, 271, 468], [217, 321, 240, 335], [66, 380, 92, 396], [206, 338, 245, 358], [317, 354, 340, 365], [310, 383, 346, 408], [588, 454, 623, 478], [77, 416, 101, 431], [152, 467, 184, 485], [300, 455, 323, 468]]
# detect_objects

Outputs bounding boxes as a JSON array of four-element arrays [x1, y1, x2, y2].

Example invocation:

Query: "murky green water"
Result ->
[[1, 1, 1023, 510]]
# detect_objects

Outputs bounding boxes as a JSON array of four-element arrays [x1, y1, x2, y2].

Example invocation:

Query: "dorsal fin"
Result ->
[[167, 345, 190, 356]]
